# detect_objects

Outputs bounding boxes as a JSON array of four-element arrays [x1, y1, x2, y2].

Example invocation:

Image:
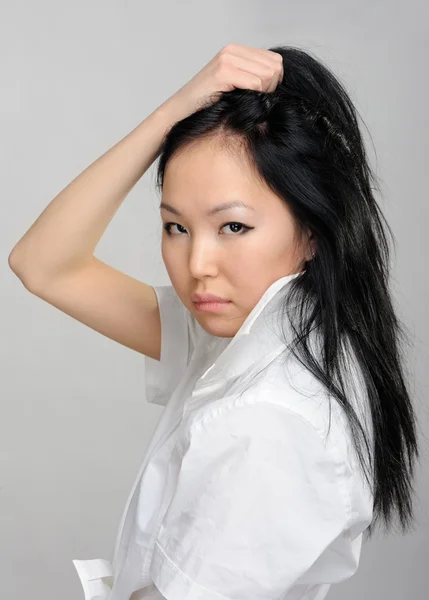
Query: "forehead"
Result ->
[[162, 137, 270, 204]]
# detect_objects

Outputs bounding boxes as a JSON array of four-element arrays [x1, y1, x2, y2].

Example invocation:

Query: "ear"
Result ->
[[304, 230, 316, 262]]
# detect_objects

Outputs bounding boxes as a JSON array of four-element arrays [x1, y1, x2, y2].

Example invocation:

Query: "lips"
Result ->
[[192, 292, 230, 303]]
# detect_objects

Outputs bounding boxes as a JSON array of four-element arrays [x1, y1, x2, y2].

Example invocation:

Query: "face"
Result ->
[[160, 136, 313, 339]]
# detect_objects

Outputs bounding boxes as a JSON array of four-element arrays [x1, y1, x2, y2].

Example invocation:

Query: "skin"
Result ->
[[160, 135, 314, 339]]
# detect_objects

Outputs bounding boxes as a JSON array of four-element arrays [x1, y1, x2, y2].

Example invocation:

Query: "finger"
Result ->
[[249, 49, 284, 91], [229, 69, 265, 93], [225, 54, 281, 93], [223, 44, 280, 75]]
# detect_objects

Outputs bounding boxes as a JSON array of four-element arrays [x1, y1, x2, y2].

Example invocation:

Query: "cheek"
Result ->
[[161, 238, 182, 265], [236, 227, 291, 264], [161, 242, 186, 285], [229, 228, 297, 286]]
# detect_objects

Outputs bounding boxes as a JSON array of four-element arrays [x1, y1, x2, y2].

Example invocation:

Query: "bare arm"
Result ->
[[7, 97, 189, 358], [8, 45, 282, 357], [8, 98, 186, 288]]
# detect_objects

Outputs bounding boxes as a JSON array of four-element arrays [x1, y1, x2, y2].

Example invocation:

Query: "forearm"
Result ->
[[8, 98, 183, 288]]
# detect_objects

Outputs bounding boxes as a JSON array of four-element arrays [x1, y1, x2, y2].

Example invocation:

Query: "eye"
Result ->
[[163, 222, 253, 236], [222, 222, 253, 235], [163, 223, 187, 235]]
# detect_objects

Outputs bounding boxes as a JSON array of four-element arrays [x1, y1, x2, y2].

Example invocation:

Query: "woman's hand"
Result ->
[[162, 43, 284, 122]]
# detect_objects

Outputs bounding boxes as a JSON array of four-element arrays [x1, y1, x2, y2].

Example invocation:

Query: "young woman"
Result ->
[[9, 44, 420, 600]]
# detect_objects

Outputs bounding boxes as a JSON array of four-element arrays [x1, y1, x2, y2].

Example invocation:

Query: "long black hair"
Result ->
[[154, 45, 420, 540]]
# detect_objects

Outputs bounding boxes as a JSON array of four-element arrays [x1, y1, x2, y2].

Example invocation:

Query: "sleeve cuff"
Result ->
[[144, 285, 190, 406]]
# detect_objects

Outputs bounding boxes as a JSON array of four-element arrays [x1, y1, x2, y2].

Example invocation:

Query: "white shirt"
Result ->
[[72, 272, 374, 600]]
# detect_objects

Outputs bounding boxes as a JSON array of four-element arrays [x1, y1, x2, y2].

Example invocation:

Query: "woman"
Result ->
[[9, 44, 420, 600]]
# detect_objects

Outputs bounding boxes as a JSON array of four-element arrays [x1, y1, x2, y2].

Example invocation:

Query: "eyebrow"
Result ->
[[159, 200, 255, 217]]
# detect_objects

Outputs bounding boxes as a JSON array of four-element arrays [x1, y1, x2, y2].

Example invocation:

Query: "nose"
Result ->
[[188, 238, 219, 279]]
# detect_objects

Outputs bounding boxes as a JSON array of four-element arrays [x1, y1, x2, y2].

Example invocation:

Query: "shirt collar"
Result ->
[[192, 271, 304, 392]]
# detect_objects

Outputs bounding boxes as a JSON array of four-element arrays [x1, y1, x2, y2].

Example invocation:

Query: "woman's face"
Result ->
[[160, 137, 313, 338]]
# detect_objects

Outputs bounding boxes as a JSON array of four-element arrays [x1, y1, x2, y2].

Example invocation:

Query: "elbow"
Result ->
[[8, 247, 23, 278], [8, 247, 39, 292]]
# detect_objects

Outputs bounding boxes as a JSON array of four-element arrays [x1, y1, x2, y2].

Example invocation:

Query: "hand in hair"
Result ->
[[164, 43, 284, 120]]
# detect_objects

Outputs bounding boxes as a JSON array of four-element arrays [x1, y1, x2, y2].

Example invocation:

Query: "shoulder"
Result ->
[[188, 371, 373, 535], [155, 386, 372, 596], [192, 354, 337, 446]]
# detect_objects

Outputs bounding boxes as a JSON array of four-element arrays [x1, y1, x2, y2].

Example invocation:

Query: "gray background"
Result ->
[[2, 1, 428, 599]]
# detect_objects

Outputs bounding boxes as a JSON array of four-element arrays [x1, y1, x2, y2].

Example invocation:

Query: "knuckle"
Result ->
[[261, 66, 275, 81], [255, 76, 263, 90], [221, 43, 234, 54], [215, 61, 230, 79], [218, 51, 229, 65]]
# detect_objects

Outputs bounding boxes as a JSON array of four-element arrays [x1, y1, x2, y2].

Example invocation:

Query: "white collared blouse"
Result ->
[[72, 273, 374, 600]]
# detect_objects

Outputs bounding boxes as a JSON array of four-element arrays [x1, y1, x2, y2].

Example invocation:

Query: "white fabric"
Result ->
[[72, 273, 374, 600], [144, 285, 200, 407]]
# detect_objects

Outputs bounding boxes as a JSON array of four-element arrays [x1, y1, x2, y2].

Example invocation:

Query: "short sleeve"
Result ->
[[150, 402, 352, 600], [144, 284, 195, 407]]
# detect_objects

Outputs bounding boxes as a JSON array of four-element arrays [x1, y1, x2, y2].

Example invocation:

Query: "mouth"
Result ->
[[193, 299, 232, 313], [191, 293, 230, 303]]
